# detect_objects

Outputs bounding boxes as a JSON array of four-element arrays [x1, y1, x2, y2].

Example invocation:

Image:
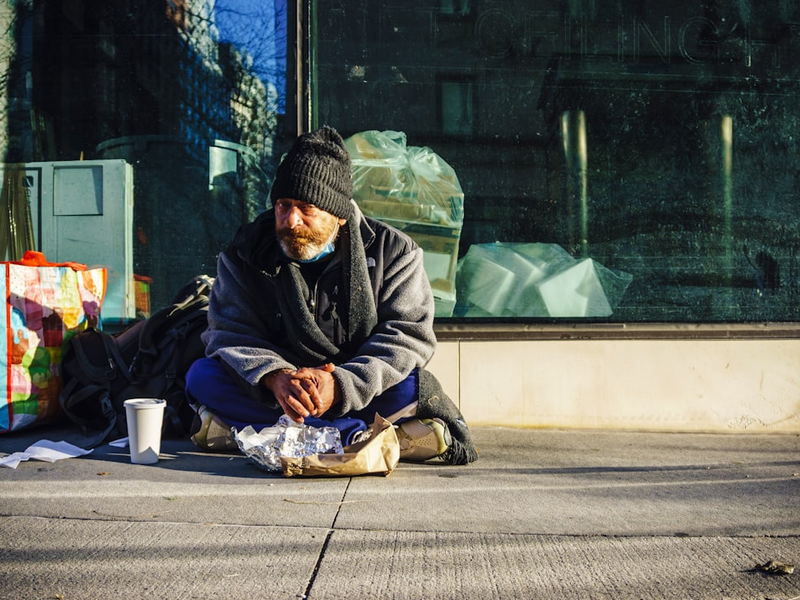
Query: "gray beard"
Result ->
[[278, 221, 339, 261]]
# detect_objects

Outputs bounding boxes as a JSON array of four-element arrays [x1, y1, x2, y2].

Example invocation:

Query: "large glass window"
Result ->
[[1, 1, 798, 327], [0, 0, 287, 322], [309, 0, 800, 323]]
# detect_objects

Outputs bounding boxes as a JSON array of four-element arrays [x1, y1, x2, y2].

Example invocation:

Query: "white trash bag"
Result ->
[[455, 242, 632, 318]]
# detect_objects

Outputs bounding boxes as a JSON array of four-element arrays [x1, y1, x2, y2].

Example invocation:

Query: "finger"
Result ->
[[289, 380, 317, 413], [285, 395, 312, 421], [276, 396, 304, 423], [285, 409, 304, 423], [302, 381, 324, 414]]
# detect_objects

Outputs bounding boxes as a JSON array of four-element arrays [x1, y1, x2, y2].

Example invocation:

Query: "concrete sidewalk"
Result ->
[[0, 424, 798, 599]]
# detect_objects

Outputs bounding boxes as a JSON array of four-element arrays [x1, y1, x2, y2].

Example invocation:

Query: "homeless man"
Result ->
[[185, 126, 478, 465]]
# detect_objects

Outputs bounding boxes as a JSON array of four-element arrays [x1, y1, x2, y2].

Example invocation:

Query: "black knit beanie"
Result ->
[[270, 126, 354, 220]]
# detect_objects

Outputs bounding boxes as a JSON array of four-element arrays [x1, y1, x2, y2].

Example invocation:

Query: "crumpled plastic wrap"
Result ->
[[233, 415, 343, 473], [455, 242, 633, 318], [344, 129, 464, 228], [344, 130, 465, 317]]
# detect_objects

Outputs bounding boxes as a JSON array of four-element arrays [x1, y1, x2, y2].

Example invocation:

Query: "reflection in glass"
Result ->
[[561, 110, 588, 259], [310, 0, 800, 323], [0, 0, 285, 315]]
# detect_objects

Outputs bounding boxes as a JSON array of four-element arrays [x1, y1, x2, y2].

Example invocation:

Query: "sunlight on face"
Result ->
[[274, 198, 341, 261]]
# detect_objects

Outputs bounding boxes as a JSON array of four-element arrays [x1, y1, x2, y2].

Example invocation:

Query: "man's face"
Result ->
[[274, 198, 346, 261]]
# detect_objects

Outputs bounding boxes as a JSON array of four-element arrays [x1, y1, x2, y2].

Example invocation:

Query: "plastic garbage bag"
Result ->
[[345, 130, 464, 227], [344, 130, 465, 316], [455, 242, 632, 318]]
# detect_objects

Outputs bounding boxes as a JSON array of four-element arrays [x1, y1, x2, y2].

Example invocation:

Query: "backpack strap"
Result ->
[[58, 377, 119, 448], [58, 328, 134, 447], [139, 275, 212, 356], [69, 328, 133, 385], [130, 276, 212, 381], [161, 380, 190, 436]]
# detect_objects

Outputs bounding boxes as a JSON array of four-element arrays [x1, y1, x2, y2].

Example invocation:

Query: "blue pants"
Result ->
[[185, 357, 419, 444]]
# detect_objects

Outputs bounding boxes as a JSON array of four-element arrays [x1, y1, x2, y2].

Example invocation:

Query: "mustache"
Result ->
[[276, 226, 326, 244]]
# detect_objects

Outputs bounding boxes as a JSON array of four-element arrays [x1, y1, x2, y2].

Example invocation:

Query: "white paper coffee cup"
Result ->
[[124, 398, 167, 464]]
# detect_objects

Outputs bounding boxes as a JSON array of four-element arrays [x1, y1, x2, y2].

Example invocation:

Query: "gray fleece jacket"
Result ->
[[202, 206, 437, 417]]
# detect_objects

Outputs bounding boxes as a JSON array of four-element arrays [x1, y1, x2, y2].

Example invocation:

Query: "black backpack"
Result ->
[[59, 274, 214, 446]]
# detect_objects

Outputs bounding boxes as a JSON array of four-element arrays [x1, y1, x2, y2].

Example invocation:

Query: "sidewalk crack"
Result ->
[[300, 478, 352, 599]]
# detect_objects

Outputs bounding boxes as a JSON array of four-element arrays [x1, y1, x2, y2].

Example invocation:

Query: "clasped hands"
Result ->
[[261, 363, 340, 423]]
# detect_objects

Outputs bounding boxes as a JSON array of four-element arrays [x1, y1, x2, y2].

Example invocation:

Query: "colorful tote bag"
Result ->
[[0, 251, 106, 433]]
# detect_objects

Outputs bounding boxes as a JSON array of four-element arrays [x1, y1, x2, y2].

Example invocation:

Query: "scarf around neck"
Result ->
[[272, 205, 378, 365]]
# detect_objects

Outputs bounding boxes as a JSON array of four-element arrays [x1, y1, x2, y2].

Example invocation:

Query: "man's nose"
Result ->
[[286, 206, 303, 228]]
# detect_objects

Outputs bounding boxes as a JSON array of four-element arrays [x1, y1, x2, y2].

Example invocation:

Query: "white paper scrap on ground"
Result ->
[[0, 440, 93, 469], [109, 437, 129, 448]]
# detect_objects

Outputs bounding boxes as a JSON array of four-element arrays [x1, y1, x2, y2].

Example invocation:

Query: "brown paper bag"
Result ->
[[281, 414, 399, 477]]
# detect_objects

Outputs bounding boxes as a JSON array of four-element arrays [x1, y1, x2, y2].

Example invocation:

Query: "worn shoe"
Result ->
[[190, 405, 238, 452], [396, 418, 451, 462]]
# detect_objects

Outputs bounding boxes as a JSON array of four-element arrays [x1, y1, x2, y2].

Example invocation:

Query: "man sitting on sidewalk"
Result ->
[[185, 126, 477, 465]]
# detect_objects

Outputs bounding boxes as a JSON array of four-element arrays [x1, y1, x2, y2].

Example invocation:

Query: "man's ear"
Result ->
[[338, 217, 347, 226]]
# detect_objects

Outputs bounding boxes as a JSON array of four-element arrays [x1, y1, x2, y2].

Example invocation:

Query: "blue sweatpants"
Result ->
[[185, 357, 419, 444]]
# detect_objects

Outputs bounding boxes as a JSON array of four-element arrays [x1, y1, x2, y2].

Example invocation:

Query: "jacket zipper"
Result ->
[[309, 265, 344, 346]]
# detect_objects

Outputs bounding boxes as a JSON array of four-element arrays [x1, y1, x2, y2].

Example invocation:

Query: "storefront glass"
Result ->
[[309, 0, 800, 323], [0, 0, 285, 317], [0, 1, 798, 326]]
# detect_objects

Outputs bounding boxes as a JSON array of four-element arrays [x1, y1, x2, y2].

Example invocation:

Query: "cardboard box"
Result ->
[[433, 288, 456, 318], [352, 170, 464, 318], [377, 217, 461, 318], [355, 186, 464, 228]]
